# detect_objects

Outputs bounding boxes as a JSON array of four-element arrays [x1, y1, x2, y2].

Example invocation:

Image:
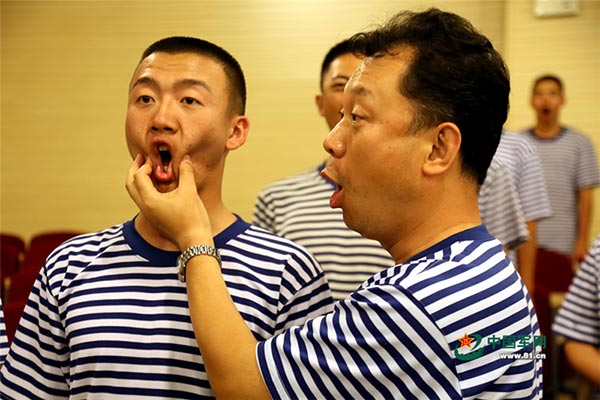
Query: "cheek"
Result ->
[[124, 117, 140, 157]]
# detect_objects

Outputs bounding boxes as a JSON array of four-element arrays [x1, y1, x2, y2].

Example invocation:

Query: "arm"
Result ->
[[574, 188, 594, 264], [186, 252, 270, 399], [0, 267, 70, 398], [127, 155, 269, 399], [563, 340, 600, 385], [517, 220, 537, 295]]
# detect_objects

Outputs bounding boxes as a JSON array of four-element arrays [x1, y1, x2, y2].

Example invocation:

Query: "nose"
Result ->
[[151, 100, 178, 134], [323, 122, 345, 158]]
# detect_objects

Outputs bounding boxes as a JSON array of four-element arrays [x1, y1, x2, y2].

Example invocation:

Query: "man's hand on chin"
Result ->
[[126, 154, 212, 250]]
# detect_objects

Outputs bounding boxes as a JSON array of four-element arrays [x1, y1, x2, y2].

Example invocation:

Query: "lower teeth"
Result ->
[[163, 165, 168, 172]]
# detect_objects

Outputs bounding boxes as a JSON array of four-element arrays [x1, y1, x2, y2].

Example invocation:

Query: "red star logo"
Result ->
[[458, 333, 475, 349]]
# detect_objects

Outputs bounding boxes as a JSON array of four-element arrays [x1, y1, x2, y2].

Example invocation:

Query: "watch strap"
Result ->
[[177, 244, 221, 282]]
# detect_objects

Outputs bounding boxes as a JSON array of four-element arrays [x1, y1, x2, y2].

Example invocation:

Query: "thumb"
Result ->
[[178, 155, 196, 192]]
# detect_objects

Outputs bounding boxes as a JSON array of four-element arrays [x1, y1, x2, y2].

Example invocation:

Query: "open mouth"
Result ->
[[158, 144, 172, 172], [153, 144, 175, 184]]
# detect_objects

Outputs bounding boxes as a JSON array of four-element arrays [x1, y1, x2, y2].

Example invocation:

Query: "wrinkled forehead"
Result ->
[[346, 50, 412, 91]]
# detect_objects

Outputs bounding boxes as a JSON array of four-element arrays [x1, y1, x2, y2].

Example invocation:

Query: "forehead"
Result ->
[[534, 79, 561, 93], [346, 51, 410, 97], [131, 52, 226, 90], [326, 53, 362, 78]]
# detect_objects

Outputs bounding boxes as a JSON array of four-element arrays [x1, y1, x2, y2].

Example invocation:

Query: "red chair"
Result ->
[[3, 299, 28, 344], [4, 231, 81, 304], [1, 233, 26, 277], [1, 233, 26, 301], [4, 267, 42, 303], [533, 248, 574, 398], [21, 231, 82, 271], [3, 231, 82, 345]]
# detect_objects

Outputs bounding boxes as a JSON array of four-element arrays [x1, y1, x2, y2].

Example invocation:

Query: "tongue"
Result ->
[[154, 162, 174, 183]]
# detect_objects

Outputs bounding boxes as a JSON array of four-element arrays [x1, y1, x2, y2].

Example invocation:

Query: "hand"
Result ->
[[126, 154, 212, 250]]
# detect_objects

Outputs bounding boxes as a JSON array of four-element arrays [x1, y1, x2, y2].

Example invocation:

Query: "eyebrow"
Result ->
[[349, 84, 371, 97], [331, 74, 352, 81], [131, 76, 212, 94]]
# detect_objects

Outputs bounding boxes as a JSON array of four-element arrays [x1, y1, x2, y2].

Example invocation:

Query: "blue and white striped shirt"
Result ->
[[479, 156, 529, 250], [254, 164, 394, 300], [257, 226, 543, 399], [525, 127, 600, 256], [496, 131, 552, 223], [0, 217, 333, 399], [0, 299, 8, 367], [552, 234, 600, 345]]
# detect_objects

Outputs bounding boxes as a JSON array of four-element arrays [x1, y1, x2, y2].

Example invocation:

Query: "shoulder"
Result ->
[[564, 127, 595, 146], [45, 224, 126, 265], [499, 131, 536, 154], [223, 224, 321, 270], [257, 167, 324, 196]]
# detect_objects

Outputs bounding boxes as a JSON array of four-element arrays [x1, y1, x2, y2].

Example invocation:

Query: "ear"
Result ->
[[225, 115, 249, 151], [315, 94, 326, 117], [422, 122, 461, 177]]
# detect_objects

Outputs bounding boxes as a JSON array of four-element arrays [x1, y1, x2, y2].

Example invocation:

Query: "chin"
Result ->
[[153, 179, 177, 194]]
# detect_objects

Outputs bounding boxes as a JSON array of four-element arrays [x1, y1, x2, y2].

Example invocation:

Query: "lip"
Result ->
[[320, 167, 343, 209], [320, 167, 337, 185]]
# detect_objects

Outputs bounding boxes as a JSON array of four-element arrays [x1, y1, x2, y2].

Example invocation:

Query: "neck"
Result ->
[[534, 119, 561, 138], [384, 182, 481, 264], [135, 197, 235, 251]]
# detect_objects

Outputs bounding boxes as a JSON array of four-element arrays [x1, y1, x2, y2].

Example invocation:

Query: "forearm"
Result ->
[[126, 157, 270, 398], [517, 221, 537, 295], [184, 243, 270, 399], [563, 340, 600, 385]]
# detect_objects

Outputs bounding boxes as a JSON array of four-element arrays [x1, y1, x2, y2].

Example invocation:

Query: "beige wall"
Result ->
[[503, 0, 600, 242], [1, 0, 598, 246]]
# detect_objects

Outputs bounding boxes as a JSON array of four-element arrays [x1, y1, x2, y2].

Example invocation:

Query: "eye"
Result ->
[[137, 95, 154, 104], [332, 83, 346, 92], [182, 97, 201, 106]]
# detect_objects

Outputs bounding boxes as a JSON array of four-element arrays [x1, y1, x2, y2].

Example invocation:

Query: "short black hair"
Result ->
[[319, 39, 354, 90], [532, 74, 563, 94], [349, 8, 510, 185], [139, 36, 246, 115]]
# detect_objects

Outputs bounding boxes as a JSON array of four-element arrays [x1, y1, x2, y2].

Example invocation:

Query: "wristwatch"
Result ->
[[177, 244, 221, 282]]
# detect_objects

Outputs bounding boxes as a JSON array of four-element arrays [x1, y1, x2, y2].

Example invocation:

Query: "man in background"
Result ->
[[552, 233, 600, 387], [524, 74, 599, 265], [494, 130, 552, 295], [254, 39, 394, 300]]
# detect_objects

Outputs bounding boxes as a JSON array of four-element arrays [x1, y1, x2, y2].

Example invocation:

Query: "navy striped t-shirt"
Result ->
[[0, 216, 333, 399], [257, 226, 543, 399], [525, 127, 600, 256], [552, 234, 600, 346]]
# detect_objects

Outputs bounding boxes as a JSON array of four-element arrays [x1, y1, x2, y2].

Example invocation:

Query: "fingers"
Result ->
[[126, 154, 154, 208], [178, 156, 197, 194]]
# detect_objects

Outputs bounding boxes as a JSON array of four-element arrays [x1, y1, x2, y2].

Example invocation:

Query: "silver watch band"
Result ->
[[177, 244, 221, 282]]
